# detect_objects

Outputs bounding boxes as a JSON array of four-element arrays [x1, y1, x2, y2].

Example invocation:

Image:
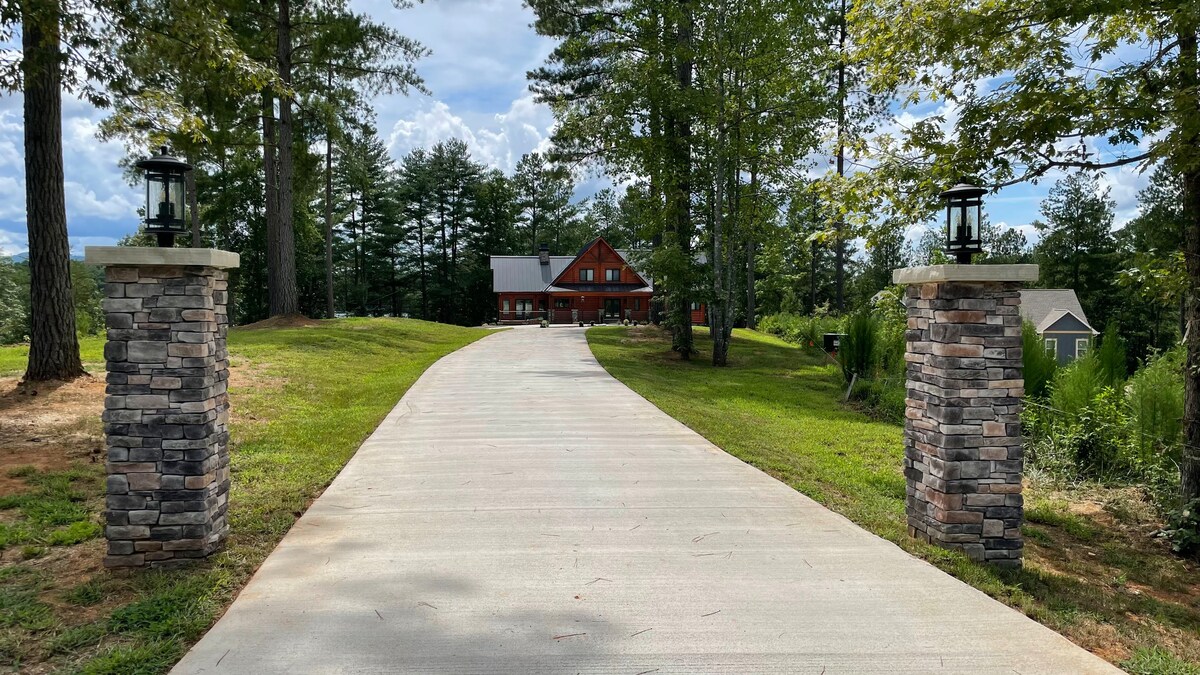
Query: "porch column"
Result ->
[[894, 264, 1037, 567]]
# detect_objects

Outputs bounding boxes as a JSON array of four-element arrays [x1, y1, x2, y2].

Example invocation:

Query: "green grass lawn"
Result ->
[[0, 335, 104, 376], [588, 325, 1200, 672], [0, 318, 492, 673]]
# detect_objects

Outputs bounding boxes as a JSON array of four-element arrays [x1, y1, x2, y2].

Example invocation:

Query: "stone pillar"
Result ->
[[84, 247, 240, 569], [893, 264, 1038, 567]]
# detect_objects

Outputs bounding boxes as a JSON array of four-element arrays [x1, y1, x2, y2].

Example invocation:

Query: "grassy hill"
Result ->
[[0, 318, 492, 673]]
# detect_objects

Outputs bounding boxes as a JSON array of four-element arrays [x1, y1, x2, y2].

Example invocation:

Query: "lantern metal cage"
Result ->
[[135, 146, 193, 247], [939, 181, 987, 264]]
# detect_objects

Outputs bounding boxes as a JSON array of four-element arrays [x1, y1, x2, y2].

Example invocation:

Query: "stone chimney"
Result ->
[[538, 243, 550, 265]]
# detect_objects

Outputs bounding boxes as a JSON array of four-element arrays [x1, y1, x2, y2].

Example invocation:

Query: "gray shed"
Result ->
[[1019, 289, 1099, 364]]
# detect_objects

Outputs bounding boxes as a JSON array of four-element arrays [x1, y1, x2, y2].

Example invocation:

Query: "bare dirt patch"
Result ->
[[0, 376, 106, 493]]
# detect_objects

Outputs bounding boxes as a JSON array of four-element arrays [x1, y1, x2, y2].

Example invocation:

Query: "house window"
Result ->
[[502, 299, 510, 313], [605, 268, 621, 282], [555, 299, 569, 309], [579, 268, 595, 281], [634, 299, 640, 311], [690, 302, 701, 311], [516, 299, 533, 318], [1075, 338, 1090, 358], [1044, 338, 1057, 358]]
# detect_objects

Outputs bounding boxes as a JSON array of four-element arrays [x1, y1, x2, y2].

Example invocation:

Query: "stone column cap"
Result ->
[[893, 264, 1038, 285], [84, 246, 240, 269]]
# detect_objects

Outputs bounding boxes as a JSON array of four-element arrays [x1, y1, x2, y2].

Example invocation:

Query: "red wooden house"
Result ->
[[491, 238, 659, 324]]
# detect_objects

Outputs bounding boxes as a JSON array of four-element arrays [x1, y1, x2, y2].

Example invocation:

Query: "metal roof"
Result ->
[[490, 256, 575, 292], [490, 245, 653, 293], [1019, 289, 1097, 335]]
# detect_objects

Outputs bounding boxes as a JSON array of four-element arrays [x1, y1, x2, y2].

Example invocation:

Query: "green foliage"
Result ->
[[0, 258, 27, 344], [47, 622, 107, 654], [839, 312, 878, 383], [78, 641, 181, 675], [0, 466, 102, 550], [1025, 500, 1099, 541], [1122, 647, 1200, 675], [1022, 322, 1057, 398], [62, 580, 109, 607], [757, 312, 842, 348], [1095, 324, 1127, 386], [1048, 355, 1104, 424], [46, 520, 102, 546], [1025, 342, 1185, 507], [1127, 347, 1185, 465], [1157, 499, 1200, 558]]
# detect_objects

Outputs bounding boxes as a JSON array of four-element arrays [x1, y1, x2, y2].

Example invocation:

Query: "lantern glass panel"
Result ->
[[947, 205, 964, 250], [144, 172, 186, 230], [965, 202, 979, 241]]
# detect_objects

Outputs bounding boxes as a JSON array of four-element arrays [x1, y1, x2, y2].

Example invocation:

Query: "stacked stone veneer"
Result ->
[[902, 278, 1025, 566], [100, 262, 232, 568]]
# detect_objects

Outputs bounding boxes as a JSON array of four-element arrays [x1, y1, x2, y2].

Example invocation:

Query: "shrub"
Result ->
[[1126, 346, 1184, 467], [850, 377, 906, 423], [1157, 499, 1200, 558], [1095, 324, 1128, 387], [1049, 353, 1103, 424], [758, 312, 842, 349], [839, 311, 877, 383], [1022, 321, 1057, 399]]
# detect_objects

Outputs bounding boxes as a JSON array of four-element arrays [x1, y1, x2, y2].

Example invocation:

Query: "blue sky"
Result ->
[[0, 0, 1153, 257]]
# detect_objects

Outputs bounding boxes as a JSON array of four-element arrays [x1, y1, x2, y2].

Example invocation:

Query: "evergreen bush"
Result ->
[[839, 311, 877, 384], [1022, 321, 1057, 399]]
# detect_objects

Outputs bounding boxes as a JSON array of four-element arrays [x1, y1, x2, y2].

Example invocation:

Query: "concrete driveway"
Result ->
[[173, 326, 1120, 674]]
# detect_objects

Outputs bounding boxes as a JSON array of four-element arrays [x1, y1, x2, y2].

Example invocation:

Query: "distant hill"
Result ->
[[5, 252, 86, 263]]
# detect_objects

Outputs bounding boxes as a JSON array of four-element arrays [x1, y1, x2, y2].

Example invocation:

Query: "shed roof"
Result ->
[[1019, 289, 1098, 335]]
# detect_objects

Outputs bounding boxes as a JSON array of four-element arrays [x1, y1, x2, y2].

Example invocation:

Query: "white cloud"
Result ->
[[0, 229, 27, 257], [386, 94, 555, 173]]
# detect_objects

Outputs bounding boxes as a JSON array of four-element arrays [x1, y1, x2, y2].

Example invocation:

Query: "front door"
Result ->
[[604, 299, 621, 321]]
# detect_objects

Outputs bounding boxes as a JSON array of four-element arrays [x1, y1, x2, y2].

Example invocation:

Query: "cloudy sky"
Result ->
[[0, 0, 1153, 257]]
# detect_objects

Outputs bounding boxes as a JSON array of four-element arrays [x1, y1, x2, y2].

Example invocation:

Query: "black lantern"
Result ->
[[135, 146, 192, 247], [939, 181, 986, 264]]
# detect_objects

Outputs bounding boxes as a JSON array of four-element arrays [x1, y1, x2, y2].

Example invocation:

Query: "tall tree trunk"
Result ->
[[745, 167, 757, 329], [21, 0, 84, 382], [669, 0, 695, 359], [262, 91, 281, 315], [712, 123, 729, 366], [270, 0, 300, 317], [187, 151, 201, 247], [324, 67, 336, 319], [417, 221, 428, 319], [1179, 23, 1200, 504], [834, 0, 847, 312]]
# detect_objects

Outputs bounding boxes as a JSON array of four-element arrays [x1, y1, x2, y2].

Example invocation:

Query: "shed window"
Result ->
[[605, 268, 621, 282], [1044, 338, 1057, 358], [1075, 338, 1090, 358], [579, 268, 595, 281], [690, 302, 701, 311]]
